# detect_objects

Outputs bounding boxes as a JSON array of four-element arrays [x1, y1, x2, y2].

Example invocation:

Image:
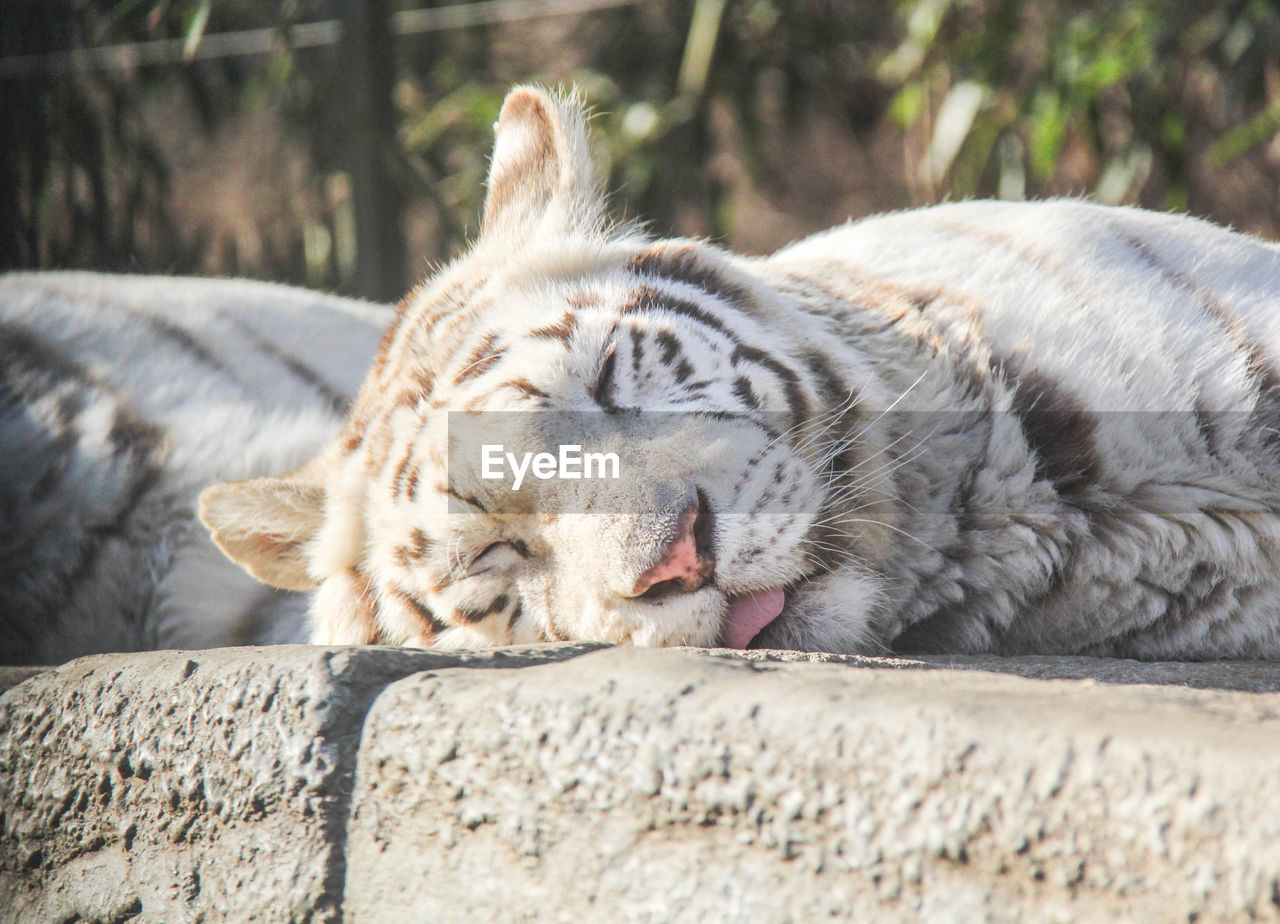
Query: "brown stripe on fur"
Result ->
[[362, 414, 396, 474], [411, 528, 434, 557], [104, 408, 169, 490], [628, 243, 756, 308], [376, 275, 485, 390], [460, 377, 553, 412], [387, 586, 448, 637], [391, 452, 415, 499], [482, 92, 558, 231], [3, 319, 167, 469], [130, 308, 250, 385], [932, 218, 1095, 305], [0, 321, 97, 398], [389, 386, 425, 415], [368, 290, 414, 383], [530, 312, 578, 344], [406, 461, 424, 502], [339, 416, 368, 456], [505, 379, 551, 401], [788, 267, 994, 402], [453, 331, 507, 386], [0, 324, 171, 618], [349, 567, 389, 645]]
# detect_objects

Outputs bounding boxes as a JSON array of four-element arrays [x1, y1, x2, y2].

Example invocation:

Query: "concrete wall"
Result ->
[[3, 644, 1279, 922]]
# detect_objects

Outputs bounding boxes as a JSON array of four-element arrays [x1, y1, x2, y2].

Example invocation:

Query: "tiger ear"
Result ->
[[198, 476, 325, 591], [481, 85, 604, 237]]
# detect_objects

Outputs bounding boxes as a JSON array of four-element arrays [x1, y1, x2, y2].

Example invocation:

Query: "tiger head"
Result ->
[[200, 86, 898, 652]]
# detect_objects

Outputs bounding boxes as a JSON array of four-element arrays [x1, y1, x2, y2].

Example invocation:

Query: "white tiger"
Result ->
[[10, 85, 1280, 664], [196, 86, 1280, 660], [0, 272, 389, 664]]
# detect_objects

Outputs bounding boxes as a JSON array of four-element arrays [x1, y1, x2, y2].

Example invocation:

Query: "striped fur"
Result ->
[[195, 87, 1280, 659], [0, 271, 390, 664], [0, 83, 1222, 661]]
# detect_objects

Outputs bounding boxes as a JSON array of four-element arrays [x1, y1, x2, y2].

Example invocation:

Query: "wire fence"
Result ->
[[0, 0, 647, 78]]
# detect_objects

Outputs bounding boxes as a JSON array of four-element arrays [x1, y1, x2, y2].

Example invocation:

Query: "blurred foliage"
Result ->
[[883, 0, 1280, 209], [2, 0, 1279, 298]]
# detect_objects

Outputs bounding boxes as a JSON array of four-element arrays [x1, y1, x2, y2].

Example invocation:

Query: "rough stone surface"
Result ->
[[4, 644, 1280, 922], [709, 648, 1280, 692], [0, 643, 602, 923], [346, 647, 1280, 923], [0, 669, 47, 698]]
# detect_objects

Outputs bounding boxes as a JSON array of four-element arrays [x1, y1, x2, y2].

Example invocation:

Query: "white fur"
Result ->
[[0, 271, 390, 663]]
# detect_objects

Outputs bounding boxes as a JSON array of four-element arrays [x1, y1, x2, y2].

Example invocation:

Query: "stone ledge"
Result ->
[[348, 648, 1280, 922], [702, 647, 1280, 691], [3, 645, 1278, 922], [0, 643, 603, 924]]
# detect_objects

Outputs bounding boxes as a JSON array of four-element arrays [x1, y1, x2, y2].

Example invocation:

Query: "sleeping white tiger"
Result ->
[[0, 272, 389, 664], [9, 86, 1280, 664], [195, 86, 1280, 660]]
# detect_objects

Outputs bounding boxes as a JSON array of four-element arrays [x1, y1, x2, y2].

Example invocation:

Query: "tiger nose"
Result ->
[[629, 501, 715, 598]]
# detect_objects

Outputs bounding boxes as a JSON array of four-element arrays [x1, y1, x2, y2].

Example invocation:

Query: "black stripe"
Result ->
[[799, 348, 851, 408], [730, 343, 808, 426], [622, 286, 737, 340], [135, 310, 239, 380], [622, 287, 810, 423], [1114, 226, 1280, 448], [60, 462, 164, 613], [654, 329, 682, 365], [629, 327, 645, 376], [591, 338, 620, 412], [627, 245, 756, 308], [994, 352, 1101, 495], [0, 321, 97, 396], [220, 315, 349, 415], [732, 377, 760, 413], [456, 593, 510, 624]]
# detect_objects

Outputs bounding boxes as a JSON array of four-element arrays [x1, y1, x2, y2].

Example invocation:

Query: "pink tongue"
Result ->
[[723, 588, 786, 649]]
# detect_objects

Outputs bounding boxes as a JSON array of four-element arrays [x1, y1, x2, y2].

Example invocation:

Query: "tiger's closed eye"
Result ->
[[467, 540, 527, 575]]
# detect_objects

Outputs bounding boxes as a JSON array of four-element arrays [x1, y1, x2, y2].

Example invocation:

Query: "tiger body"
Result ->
[[9, 87, 1280, 664], [0, 272, 389, 664], [770, 203, 1280, 657], [193, 87, 1280, 661]]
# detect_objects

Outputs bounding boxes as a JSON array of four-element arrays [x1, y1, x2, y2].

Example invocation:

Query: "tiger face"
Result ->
[[199, 86, 895, 652]]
